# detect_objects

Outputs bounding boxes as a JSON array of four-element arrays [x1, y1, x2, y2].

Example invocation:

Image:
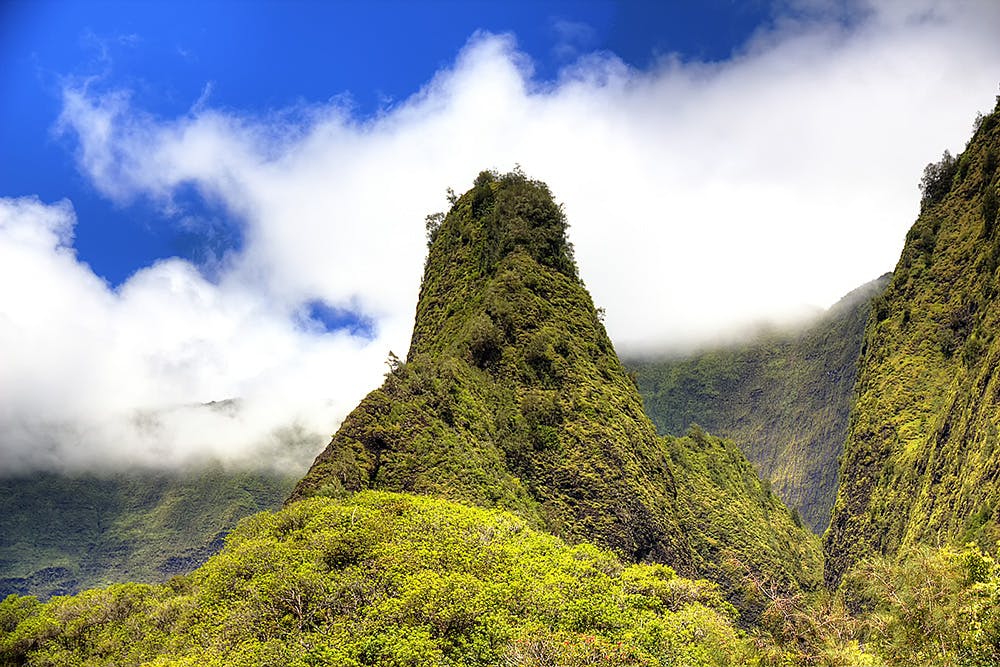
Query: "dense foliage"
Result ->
[[0, 492, 754, 667], [5, 496, 997, 666], [292, 170, 820, 607], [825, 101, 1000, 586], [667, 427, 823, 618], [751, 543, 1000, 666], [627, 276, 888, 533], [0, 469, 295, 599]]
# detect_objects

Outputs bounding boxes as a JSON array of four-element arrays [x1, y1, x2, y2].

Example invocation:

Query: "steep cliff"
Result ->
[[629, 275, 889, 533], [825, 102, 1000, 585]]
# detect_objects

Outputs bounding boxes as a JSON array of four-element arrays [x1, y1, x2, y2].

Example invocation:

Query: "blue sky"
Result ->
[[2, 0, 1000, 471], [1, 0, 771, 287]]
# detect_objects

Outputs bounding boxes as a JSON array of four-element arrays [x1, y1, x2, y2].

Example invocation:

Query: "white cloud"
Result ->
[[3, 0, 1000, 471], [0, 197, 387, 472]]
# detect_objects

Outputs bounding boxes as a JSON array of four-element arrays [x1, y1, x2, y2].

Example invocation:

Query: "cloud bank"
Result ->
[[3, 0, 1000, 471]]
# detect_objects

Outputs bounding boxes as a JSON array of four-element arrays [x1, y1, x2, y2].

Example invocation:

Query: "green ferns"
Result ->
[[0, 492, 753, 667]]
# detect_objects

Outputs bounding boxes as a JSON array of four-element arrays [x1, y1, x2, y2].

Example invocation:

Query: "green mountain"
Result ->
[[824, 101, 1000, 586], [292, 170, 820, 601], [0, 468, 295, 599], [627, 275, 890, 534]]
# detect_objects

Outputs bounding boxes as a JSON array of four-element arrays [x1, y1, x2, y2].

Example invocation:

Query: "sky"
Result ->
[[2, 0, 1000, 473]]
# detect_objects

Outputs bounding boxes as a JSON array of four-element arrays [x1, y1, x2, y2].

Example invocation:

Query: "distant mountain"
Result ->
[[292, 170, 820, 604], [0, 492, 757, 666], [0, 468, 295, 599], [825, 101, 1000, 585], [627, 274, 889, 533]]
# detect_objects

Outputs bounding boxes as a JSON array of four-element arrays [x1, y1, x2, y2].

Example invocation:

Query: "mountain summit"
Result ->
[[292, 170, 692, 566], [292, 170, 819, 601]]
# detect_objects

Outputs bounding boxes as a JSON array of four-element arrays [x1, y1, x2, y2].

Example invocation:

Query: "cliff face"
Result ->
[[628, 275, 889, 534], [825, 103, 1000, 586], [293, 170, 820, 598]]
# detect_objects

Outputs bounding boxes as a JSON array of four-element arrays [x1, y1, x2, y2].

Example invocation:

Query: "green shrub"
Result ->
[[2, 493, 754, 667]]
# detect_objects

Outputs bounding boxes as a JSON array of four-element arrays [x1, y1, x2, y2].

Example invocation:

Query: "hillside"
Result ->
[[293, 170, 820, 601], [825, 101, 1000, 585], [0, 469, 295, 599], [628, 275, 889, 533], [0, 492, 754, 666], [667, 427, 823, 616]]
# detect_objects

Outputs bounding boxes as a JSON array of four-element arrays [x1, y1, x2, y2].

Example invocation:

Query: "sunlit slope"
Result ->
[[0, 492, 754, 667], [628, 275, 889, 533], [825, 102, 1000, 586]]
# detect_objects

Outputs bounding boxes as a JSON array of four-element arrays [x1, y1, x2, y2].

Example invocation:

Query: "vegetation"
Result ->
[[0, 469, 295, 599], [5, 496, 998, 666], [919, 151, 959, 209], [292, 170, 820, 610], [760, 542, 1000, 666], [627, 276, 889, 533], [825, 100, 1000, 586], [667, 427, 823, 619], [0, 492, 754, 667]]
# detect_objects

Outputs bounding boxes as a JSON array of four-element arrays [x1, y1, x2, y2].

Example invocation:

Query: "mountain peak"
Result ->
[[410, 169, 578, 360], [290, 171, 820, 606], [291, 169, 691, 566]]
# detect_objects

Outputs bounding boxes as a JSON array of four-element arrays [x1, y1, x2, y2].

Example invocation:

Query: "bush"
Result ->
[[467, 313, 503, 369], [2, 493, 755, 667], [919, 151, 959, 208]]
